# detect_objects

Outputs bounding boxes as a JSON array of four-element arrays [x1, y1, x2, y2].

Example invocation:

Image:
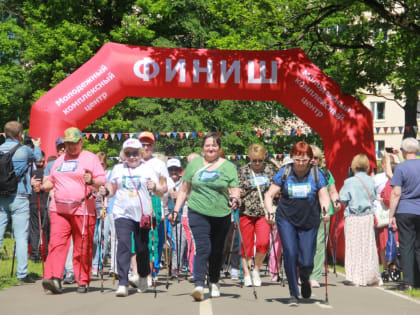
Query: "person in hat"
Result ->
[[38, 127, 106, 294], [99, 138, 165, 297], [138, 131, 169, 286]]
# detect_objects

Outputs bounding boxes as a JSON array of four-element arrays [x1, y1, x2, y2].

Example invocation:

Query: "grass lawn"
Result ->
[[330, 263, 420, 299], [0, 237, 43, 291]]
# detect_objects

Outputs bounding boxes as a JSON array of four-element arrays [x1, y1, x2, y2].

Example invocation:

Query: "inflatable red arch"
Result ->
[[29, 42, 376, 261]]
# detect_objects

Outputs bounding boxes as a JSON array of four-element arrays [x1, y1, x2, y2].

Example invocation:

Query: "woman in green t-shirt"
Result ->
[[169, 132, 240, 302]]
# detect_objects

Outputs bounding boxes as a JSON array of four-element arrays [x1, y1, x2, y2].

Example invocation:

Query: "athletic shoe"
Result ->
[[42, 278, 63, 294], [128, 274, 139, 288], [270, 273, 278, 282], [91, 266, 98, 276], [210, 282, 220, 298], [137, 277, 148, 293], [301, 277, 311, 299], [191, 286, 204, 301], [77, 285, 88, 293], [63, 273, 75, 284], [17, 275, 36, 284], [310, 279, 320, 288], [251, 270, 261, 287], [230, 268, 239, 280], [188, 275, 194, 283], [244, 275, 252, 287], [115, 285, 128, 297], [147, 275, 152, 287], [288, 296, 299, 307]]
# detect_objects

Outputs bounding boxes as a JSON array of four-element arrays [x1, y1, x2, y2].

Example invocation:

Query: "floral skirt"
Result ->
[[344, 214, 380, 286]]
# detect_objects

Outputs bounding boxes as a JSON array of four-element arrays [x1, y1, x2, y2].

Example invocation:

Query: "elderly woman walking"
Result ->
[[339, 153, 381, 287], [40, 127, 106, 294]]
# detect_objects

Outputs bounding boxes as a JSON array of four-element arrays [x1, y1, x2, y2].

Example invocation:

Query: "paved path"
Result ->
[[1, 270, 419, 315]]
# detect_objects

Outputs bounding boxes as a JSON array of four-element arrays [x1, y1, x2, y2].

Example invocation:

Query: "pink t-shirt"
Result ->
[[49, 151, 106, 216]]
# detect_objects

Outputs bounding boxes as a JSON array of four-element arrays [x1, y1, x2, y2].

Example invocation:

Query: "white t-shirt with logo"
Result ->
[[111, 162, 157, 222]]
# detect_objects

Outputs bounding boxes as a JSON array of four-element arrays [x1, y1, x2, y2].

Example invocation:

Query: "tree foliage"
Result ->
[[0, 0, 418, 159]]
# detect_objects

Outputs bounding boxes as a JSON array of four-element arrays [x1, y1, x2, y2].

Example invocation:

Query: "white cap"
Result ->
[[122, 138, 142, 150], [167, 158, 181, 168]]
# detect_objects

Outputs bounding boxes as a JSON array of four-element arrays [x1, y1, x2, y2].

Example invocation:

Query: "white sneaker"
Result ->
[[137, 277, 148, 293], [115, 285, 128, 297], [147, 275, 152, 287], [230, 268, 239, 280], [128, 274, 139, 288], [210, 282, 220, 298], [244, 275, 252, 287], [252, 270, 261, 287], [191, 286, 204, 301]]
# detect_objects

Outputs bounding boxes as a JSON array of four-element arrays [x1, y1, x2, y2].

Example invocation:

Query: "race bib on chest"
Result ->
[[198, 171, 221, 182], [287, 182, 311, 199], [122, 175, 141, 191], [251, 175, 269, 187], [58, 161, 79, 173]]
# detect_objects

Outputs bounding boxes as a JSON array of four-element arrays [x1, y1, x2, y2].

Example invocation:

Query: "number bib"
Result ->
[[287, 182, 312, 199]]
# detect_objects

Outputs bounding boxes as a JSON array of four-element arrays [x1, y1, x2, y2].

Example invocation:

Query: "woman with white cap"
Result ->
[[100, 138, 165, 297]]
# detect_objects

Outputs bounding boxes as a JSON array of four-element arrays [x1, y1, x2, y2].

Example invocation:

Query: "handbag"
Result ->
[[373, 199, 390, 228], [354, 175, 388, 227], [128, 167, 153, 230]]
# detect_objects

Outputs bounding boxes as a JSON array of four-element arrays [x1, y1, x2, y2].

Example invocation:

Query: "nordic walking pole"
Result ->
[[37, 194, 46, 275], [178, 219, 183, 283], [185, 237, 193, 280], [99, 195, 107, 292], [224, 224, 236, 278], [79, 170, 89, 283], [162, 207, 170, 290], [333, 211, 338, 277], [323, 207, 329, 304], [112, 229, 117, 285], [147, 179, 158, 298], [269, 224, 281, 283]]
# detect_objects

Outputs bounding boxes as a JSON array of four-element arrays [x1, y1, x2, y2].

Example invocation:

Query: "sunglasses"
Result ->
[[251, 159, 263, 163], [125, 151, 139, 158], [141, 143, 153, 147]]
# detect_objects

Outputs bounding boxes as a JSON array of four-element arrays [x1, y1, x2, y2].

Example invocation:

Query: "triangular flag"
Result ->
[[227, 155, 231, 160], [405, 125, 411, 132], [311, 129, 316, 136], [160, 132, 167, 136], [155, 133, 159, 140], [383, 127, 388, 134], [192, 132, 196, 139], [257, 130, 261, 137], [232, 155, 236, 160], [390, 127, 395, 133], [85, 133, 91, 139], [278, 154, 282, 159], [179, 132, 184, 139], [98, 133, 103, 140], [198, 132, 203, 138], [414, 126, 418, 134], [375, 127, 380, 134], [237, 155, 241, 160], [291, 129, 296, 136], [91, 133, 97, 139], [297, 129, 302, 137], [398, 126, 403, 133], [104, 133, 109, 139], [186, 132, 190, 138], [124, 133, 129, 138], [268, 154, 272, 159], [244, 131, 248, 136], [110, 133, 115, 140], [136, 133, 140, 139], [237, 131, 242, 136], [166, 133, 171, 138], [129, 133, 134, 138], [217, 132, 222, 137], [270, 130, 275, 136], [173, 132, 178, 138], [117, 133, 122, 140]]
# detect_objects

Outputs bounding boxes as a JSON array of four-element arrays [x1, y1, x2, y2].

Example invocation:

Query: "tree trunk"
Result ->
[[403, 88, 419, 139]]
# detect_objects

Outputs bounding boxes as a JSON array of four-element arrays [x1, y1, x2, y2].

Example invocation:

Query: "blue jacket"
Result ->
[[0, 138, 42, 195]]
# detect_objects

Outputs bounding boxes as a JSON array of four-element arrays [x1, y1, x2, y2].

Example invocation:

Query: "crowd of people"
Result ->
[[0, 120, 419, 306]]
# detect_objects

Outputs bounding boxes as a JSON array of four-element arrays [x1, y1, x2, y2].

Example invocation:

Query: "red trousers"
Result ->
[[239, 215, 270, 258], [44, 211, 96, 285]]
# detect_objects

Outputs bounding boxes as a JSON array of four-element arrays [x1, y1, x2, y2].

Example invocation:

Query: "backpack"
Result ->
[[0, 144, 23, 196], [281, 163, 321, 188]]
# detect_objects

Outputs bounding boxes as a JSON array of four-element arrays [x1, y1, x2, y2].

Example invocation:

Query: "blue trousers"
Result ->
[[276, 217, 318, 297]]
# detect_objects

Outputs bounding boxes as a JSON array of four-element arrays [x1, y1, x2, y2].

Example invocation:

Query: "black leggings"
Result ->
[[115, 218, 150, 286], [188, 208, 231, 287]]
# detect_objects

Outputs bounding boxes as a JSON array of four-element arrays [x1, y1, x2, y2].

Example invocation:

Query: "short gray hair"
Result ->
[[401, 137, 420, 154]]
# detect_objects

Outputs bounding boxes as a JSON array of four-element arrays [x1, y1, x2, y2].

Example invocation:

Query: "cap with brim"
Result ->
[[56, 137, 64, 147], [64, 127, 82, 143], [139, 131, 155, 143], [123, 138, 142, 150], [167, 158, 181, 169]]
